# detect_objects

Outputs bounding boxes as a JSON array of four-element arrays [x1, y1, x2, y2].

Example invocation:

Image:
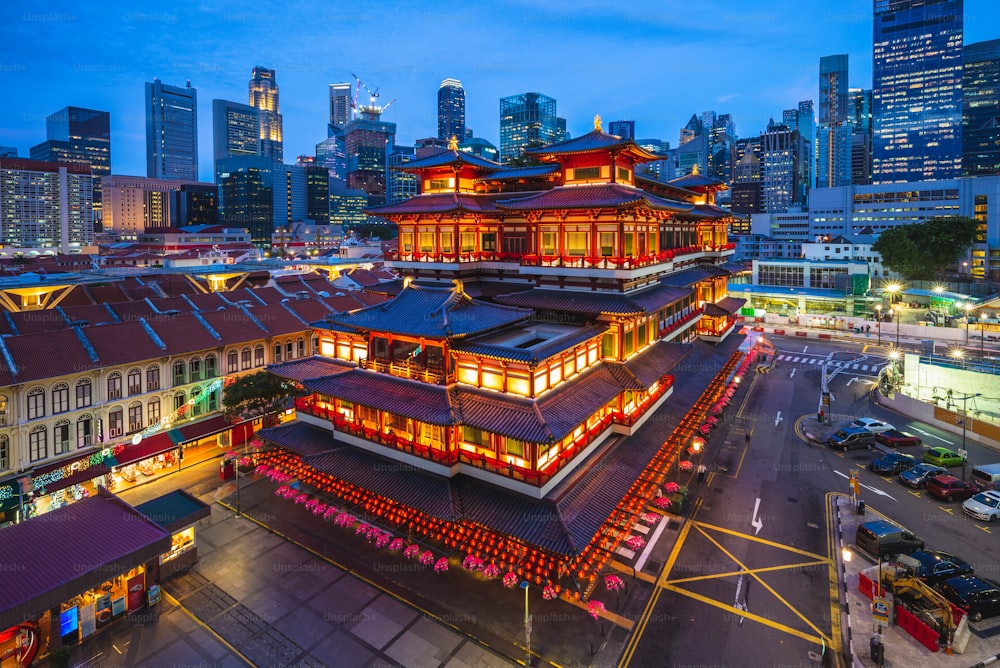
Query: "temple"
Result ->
[[258, 119, 744, 563]]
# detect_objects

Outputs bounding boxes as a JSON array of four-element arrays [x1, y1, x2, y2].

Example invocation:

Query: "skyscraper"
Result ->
[[437, 79, 465, 143], [146, 79, 198, 181], [760, 118, 810, 213], [817, 55, 852, 188], [963, 39, 1000, 176], [343, 98, 396, 205], [849, 88, 873, 185], [499, 92, 558, 163], [608, 120, 635, 140], [329, 82, 353, 129], [872, 0, 963, 183], [212, 99, 260, 173], [30, 106, 111, 222], [249, 67, 283, 162]]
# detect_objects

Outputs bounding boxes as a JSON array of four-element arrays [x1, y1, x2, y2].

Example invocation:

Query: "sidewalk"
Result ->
[[831, 495, 1000, 667]]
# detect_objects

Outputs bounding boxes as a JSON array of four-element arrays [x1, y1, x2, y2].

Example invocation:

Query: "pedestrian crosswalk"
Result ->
[[773, 354, 884, 374]]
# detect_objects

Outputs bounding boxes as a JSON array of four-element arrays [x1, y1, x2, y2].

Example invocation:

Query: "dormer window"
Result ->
[[427, 177, 454, 192], [617, 166, 631, 183], [572, 167, 602, 181]]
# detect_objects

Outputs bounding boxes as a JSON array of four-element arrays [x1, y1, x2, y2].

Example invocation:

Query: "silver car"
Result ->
[[963, 491, 1000, 522], [899, 463, 947, 489]]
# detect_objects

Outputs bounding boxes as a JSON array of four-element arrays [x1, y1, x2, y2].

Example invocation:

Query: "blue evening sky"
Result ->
[[1, 0, 997, 182]]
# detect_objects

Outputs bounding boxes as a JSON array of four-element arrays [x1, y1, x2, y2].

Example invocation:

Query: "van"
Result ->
[[828, 427, 877, 451], [971, 463, 1000, 491], [855, 520, 924, 558]]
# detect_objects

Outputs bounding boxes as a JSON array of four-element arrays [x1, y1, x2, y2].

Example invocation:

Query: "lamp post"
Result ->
[[875, 305, 882, 345], [933, 285, 944, 324], [955, 392, 982, 481], [894, 308, 900, 348], [519, 581, 531, 667], [965, 303, 973, 345], [983, 311, 990, 358]]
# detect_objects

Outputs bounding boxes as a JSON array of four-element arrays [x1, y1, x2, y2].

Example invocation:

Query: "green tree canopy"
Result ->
[[872, 216, 979, 280], [222, 371, 306, 421]]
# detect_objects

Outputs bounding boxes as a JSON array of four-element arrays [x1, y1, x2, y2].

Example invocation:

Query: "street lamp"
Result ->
[[955, 392, 982, 480], [964, 303, 973, 345], [983, 311, 991, 358], [519, 581, 531, 667], [875, 305, 883, 345]]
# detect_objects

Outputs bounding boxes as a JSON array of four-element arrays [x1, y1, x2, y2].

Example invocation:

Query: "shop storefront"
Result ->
[[134, 490, 211, 578], [0, 488, 170, 664]]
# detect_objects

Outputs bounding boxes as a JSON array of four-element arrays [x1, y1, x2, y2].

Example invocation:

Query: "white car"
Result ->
[[849, 418, 895, 434], [963, 491, 1000, 522]]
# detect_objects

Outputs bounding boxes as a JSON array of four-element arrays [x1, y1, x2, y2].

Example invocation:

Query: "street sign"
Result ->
[[958, 449, 968, 459], [872, 597, 889, 625]]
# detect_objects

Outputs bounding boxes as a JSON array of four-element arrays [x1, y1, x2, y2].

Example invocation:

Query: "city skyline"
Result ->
[[2, 0, 999, 182]]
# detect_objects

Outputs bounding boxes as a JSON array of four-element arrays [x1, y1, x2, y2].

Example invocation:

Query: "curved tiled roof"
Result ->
[[391, 148, 501, 172], [450, 324, 607, 365], [634, 173, 699, 201], [494, 289, 644, 316], [669, 172, 726, 190], [525, 129, 666, 162], [364, 192, 509, 216], [473, 164, 560, 182], [659, 264, 730, 288], [302, 371, 456, 425], [326, 284, 532, 338], [495, 183, 693, 213], [266, 356, 355, 382], [451, 389, 552, 443]]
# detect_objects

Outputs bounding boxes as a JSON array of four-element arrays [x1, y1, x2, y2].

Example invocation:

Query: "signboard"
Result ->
[[127, 574, 145, 611], [111, 595, 127, 618], [958, 449, 968, 460], [79, 602, 96, 638], [872, 597, 889, 625], [59, 606, 78, 643], [95, 593, 112, 628], [147, 584, 161, 607]]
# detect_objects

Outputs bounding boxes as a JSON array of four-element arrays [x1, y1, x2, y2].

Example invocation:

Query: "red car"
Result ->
[[926, 475, 979, 502]]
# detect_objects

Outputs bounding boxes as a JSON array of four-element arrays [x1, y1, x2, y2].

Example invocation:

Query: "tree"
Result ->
[[503, 140, 547, 167], [872, 216, 979, 280], [222, 371, 306, 422]]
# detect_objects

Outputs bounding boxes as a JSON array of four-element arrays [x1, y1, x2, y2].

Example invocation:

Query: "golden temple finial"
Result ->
[[593, 114, 602, 132], [448, 135, 459, 150], [690, 162, 700, 176]]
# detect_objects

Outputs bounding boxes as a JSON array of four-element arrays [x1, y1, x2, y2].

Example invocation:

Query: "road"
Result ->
[[623, 333, 1000, 667]]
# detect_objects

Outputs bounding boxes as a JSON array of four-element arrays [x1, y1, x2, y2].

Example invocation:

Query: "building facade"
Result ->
[[0, 158, 94, 251], [249, 67, 283, 162], [608, 120, 635, 140], [962, 39, 1000, 177], [817, 55, 852, 189], [872, 0, 963, 183], [849, 88, 873, 185], [211, 99, 260, 170], [437, 79, 466, 143], [329, 82, 353, 129], [499, 92, 559, 163], [145, 80, 198, 182], [343, 110, 396, 206]]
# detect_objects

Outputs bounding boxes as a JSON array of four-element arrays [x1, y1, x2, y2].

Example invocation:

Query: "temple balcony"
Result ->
[[659, 307, 704, 340], [358, 356, 450, 384]]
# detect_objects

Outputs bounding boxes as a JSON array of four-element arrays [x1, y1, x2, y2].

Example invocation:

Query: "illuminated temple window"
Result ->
[[600, 232, 614, 257], [504, 437, 524, 457], [541, 230, 557, 255], [462, 426, 489, 448], [507, 371, 530, 396], [401, 233, 413, 253], [481, 368, 503, 390], [566, 231, 587, 257], [441, 232, 453, 253], [460, 232, 475, 253], [419, 232, 434, 253], [457, 362, 478, 385]]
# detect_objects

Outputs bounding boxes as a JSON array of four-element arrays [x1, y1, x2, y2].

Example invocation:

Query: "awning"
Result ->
[[134, 490, 211, 532], [115, 433, 177, 467], [173, 415, 244, 444]]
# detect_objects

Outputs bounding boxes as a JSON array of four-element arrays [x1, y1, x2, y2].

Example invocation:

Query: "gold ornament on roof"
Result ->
[[448, 135, 459, 150], [594, 114, 602, 132], [690, 163, 700, 175]]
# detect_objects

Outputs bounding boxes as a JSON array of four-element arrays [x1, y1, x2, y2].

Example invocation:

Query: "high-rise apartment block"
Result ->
[[437, 79, 466, 143], [849, 88, 873, 185], [212, 99, 260, 170], [146, 79, 199, 181], [608, 120, 635, 140], [329, 82, 353, 129], [0, 158, 94, 250], [872, 0, 963, 183], [343, 108, 396, 206], [249, 67, 283, 162], [499, 92, 559, 163], [102, 176, 218, 238], [963, 39, 1000, 176], [817, 55, 852, 188]]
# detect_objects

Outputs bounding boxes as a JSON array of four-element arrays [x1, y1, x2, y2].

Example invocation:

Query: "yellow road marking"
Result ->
[[665, 559, 828, 586], [692, 524, 833, 645], [976, 524, 992, 533], [660, 583, 829, 647], [691, 521, 827, 560], [825, 492, 843, 660]]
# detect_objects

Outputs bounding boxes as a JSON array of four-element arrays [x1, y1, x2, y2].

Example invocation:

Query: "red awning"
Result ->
[[177, 415, 232, 442], [115, 433, 177, 467]]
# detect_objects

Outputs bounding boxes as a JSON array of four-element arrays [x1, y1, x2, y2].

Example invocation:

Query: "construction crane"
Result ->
[[349, 73, 394, 117]]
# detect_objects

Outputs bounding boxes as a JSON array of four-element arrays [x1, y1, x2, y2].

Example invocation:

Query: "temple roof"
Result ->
[[450, 324, 608, 364], [473, 164, 560, 182], [324, 283, 532, 338], [494, 284, 689, 316], [495, 183, 693, 213], [303, 371, 456, 425], [659, 264, 731, 288], [626, 283, 694, 313], [266, 356, 355, 383], [704, 296, 747, 317], [634, 172, 699, 201], [669, 171, 727, 191], [525, 128, 666, 163], [365, 192, 510, 216], [391, 148, 501, 172]]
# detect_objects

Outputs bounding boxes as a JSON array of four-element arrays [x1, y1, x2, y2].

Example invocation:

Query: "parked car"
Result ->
[[963, 491, 1000, 522], [828, 427, 877, 451], [869, 452, 919, 475], [936, 575, 1000, 622], [923, 447, 966, 467], [874, 429, 922, 448], [849, 418, 895, 434], [899, 463, 948, 488], [898, 550, 974, 584], [925, 475, 979, 502], [971, 463, 1000, 491], [855, 520, 924, 557]]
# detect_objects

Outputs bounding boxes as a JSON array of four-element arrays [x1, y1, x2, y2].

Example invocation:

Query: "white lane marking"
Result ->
[[792, 357, 801, 363], [911, 427, 953, 445], [834, 470, 897, 501], [751, 498, 764, 535]]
